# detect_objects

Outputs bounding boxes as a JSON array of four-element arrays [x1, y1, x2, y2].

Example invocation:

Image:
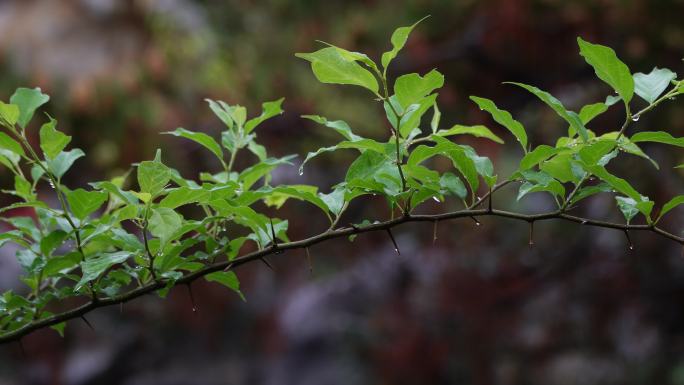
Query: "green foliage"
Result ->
[[0, 20, 683, 342]]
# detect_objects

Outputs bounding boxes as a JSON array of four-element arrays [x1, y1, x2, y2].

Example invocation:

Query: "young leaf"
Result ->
[[435, 124, 504, 144], [205, 99, 234, 129], [615, 196, 639, 223], [296, 47, 379, 93], [657, 195, 684, 221], [77, 251, 132, 290], [163, 128, 223, 161], [578, 102, 608, 124], [66, 188, 108, 220], [0, 102, 19, 127], [302, 115, 361, 141], [48, 148, 85, 179], [440, 172, 467, 199], [633, 67, 677, 104], [39, 118, 71, 159], [381, 16, 429, 73], [518, 145, 559, 172], [506, 82, 588, 142], [0, 132, 25, 158], [630, 131, 684, 148], [469, 96, 527, 151], [205, 271, 244, 300], [10, 87, 50, 129], [399, 94, 438, 137], [577, 37, 634, 103], [394, 69, 444, 109], [244, 98, 284, 133], [137, 155, 171, 196], [148, 207, 183, 246]]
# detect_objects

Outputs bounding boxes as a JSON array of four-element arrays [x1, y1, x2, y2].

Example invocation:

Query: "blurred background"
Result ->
[[0, 0, 684, 384]]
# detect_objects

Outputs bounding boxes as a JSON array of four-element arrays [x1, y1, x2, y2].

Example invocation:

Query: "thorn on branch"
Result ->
[[488, 187, 493, 212], [223, 262, 234, 272], [260, 257, 275, 271], [304, 247, 313, 274], [120, 302, 123, 314], [186, 283, 197, 314], [470, 216, 481, 227], [528, 221, 535, 247], [18, 339, 26, 357], [269, 218, 281, 253], [624, 230, 634, 250], [386, 229, 400, 255], [80, 315, 94, 331], [433, 220, 439, 245]]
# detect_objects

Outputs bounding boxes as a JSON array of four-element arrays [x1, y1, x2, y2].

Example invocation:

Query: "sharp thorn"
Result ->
[[305, 247, 313, 274], [529, 221, 535, 247], [433, 220, 438, 245], [186, 283, 198, 314], [624, 230, 634, 250], [223, 262, 234, 272], [80, 315, 94, 331], [386, 228, 400, 255], [261, 257, 275, 271], [269, 218, 278, 247]]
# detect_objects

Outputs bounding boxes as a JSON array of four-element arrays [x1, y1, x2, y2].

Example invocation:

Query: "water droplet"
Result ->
[[432, 196, 440, 202], [298, 169, 304, 176], [475, 221, 481, 226], [669, 97, 675, 101], [48, 180, 55, 189], [581, 220, 587, 225], [631, 115, 640, 122], [629, 245, 634, 250]]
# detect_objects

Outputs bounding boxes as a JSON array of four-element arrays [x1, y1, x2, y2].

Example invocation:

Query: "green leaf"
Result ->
[[240, 155, 296, 190], [631, 131, 684, 148], [506, 82, 588, 142], [578, 102, 608, 124], [159, 186, 211, 209], [205, 99, 234, 129], [578, 140, 616, 166], [77, 251, 131, 289], [39, 117, 71, 159], [319, 187, 346, 217], [440, 172, 467, 199], [244, 98, 284, 133], [0, 132, 25, 158], [40, 230, 68, 256], [633, 67, 677, 104], [0, 102, 19, 127], [518, 145, 559, 172], [517, 170, 565, 201], [47, 148, 85, 179], [577, 37, 634, 103], [570, 183, 612, 205], [299, 139, 386, 175], [66, 188, 108, 220], [137, 153, 170, 195], [658, 195, 684, 221], [540, 153, 578, 183], [615, 196, 639, 223], [10, 87, 50, 128], [585, 164, 651, 217], [399, 93, 438, 137], [148, 207, 183, 246], [205, 271, 244, 300], [436, 124, 504, 144], [394, 69, 444, 109], [469, 96, 527, 151], [381, 16, 429, 72], [296, 47, 379, 93], [163, 128, 223, 161], [302, 115, 361, 141]]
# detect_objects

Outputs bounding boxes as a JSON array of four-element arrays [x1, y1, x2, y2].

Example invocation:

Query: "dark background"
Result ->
[[0, 0, 683, 384]]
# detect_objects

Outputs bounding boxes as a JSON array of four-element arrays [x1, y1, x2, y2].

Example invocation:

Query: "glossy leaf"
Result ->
[[39, 118, 71, 159], [577, 37, 634, 103], [48, 149, 85, 179], [470, 96, 527, 151], [10, 87, 50, 128], [506, 82, 588, 142], [633, 67, 677, 103], [394, 69, 444, 109], [296, 47, 379, 93], [435, 124, 503, 144], [163, 128, 223, 161], [631, 131, 684, 148], [381, 16, 428, 72], [66, 188, 108, 220], [205, 271, 244, 299], [658, 195, 684, 221], [245, 98, 284, 133]]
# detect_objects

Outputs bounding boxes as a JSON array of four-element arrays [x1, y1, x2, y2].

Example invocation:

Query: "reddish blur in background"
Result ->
[[1, 1, 684, 384]]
